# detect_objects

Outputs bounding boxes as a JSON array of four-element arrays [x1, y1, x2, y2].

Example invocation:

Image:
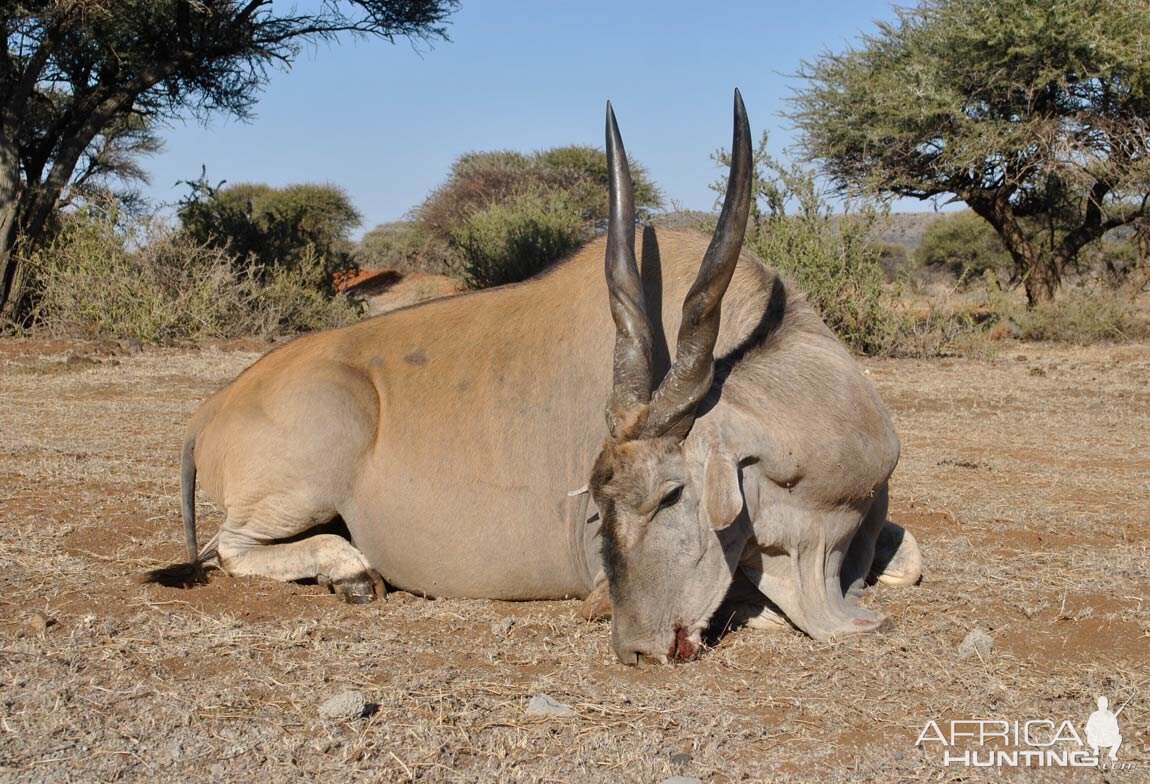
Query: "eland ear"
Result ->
[[701, 446, 743, 530]]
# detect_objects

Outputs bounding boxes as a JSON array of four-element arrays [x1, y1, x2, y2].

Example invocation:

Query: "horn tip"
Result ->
[[606, 102, 623, 150], [732, 89, 750, 142]]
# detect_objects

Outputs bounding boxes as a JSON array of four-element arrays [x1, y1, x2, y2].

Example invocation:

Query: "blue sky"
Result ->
[[143, 1, 924, 235]]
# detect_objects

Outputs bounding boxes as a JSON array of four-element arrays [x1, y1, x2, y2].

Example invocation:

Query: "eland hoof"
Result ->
[[871, 523, 923, 587], [324, 570, 385, 604]]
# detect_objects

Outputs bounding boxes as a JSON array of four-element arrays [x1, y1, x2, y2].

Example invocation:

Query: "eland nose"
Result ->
[[614, 645, 641, 666], [612, 641, 668, 666], [611, 617, 669, 665]]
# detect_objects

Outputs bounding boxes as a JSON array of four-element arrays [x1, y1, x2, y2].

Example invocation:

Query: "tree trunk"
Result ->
[[1134, 217, 1150, 294], [1023, 254, 1058, 306], [0, 207, 23, 323], [0, 135, 25, 322], [968, 193, 1056, 306], [0, 185, 57, 324], [0, 107, 118, 321]]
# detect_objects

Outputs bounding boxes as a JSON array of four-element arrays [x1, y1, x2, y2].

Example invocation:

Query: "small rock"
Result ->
[[525, 693, 575, 719], [958, 628, 994, 660], [660, 778, 703, 784], [117, 338, 143, 355], [311, 738, 337, 754], [157, 739, 185, 764], [491, 617, 515, 641], [318, 690, 367, 720], [27, 611, 54, 635], [988, 320, 1022, 341], [65, 354, 98, 367], [669, 751, 693, 765]]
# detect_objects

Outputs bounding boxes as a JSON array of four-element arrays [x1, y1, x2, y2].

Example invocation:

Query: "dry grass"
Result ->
[[1, 338, 1148, 782]]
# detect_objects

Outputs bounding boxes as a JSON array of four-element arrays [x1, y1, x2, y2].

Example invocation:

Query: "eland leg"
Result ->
[[717, 567, 788, 632], [869, 519, 923, 587], [193, 360, 383, 602], [576, 579, 613, 621], [840, 483, 923, 589], [841, 484, 889, 600], [216, 497, 382, 604], [745, 499, 889, 641]]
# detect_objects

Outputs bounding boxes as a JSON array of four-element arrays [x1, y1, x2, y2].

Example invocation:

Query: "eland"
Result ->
[[172, 90, 921, 664]]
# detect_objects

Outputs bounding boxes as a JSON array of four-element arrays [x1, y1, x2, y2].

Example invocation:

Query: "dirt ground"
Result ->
[[1, 337, 1147, 783]]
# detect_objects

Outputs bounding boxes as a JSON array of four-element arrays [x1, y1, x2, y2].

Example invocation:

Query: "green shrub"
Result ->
[[1073, 233, 1141, 285], [914, 211, 1013, 283], [416, 145, 661, 287], [758, 209, 902, 355], [178, 176, 361, 285], [711, 133, 906, 355], [1008, 287, 1150, 343], [532, 145, 663, 222], [28, 208, 360, 341], [450, 191, 584, 288], [872, 242, 909, 282], [245, 246, 362, 337], [892, 304, 994, 359], [353, 221, 448, 275], [418, 151, 534, 244]]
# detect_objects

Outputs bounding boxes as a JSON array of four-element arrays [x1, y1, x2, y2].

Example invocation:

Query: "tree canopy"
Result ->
[[178, 177, 362, 284], [0, 0, 458, 319], [793, 0, 1150, 304]]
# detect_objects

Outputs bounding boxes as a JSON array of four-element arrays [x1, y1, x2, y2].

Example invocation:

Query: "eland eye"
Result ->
[[657, 485, 684, 511]]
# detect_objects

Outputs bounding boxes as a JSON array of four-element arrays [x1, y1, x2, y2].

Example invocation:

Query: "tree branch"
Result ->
[[1054, 179, 1119, 262], [2, 22, 58, 124]]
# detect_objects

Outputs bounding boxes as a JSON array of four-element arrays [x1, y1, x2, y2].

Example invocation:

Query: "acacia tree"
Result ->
[[792, 0, 1150, 305], [60, 111, 163, 216], [0, 0, 457, 319]]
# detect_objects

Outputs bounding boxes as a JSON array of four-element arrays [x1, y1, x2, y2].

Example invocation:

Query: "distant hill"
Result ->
[[872, 212, 946, 250], [652, 210, 946, 251], [648, 210, 717, 232]]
